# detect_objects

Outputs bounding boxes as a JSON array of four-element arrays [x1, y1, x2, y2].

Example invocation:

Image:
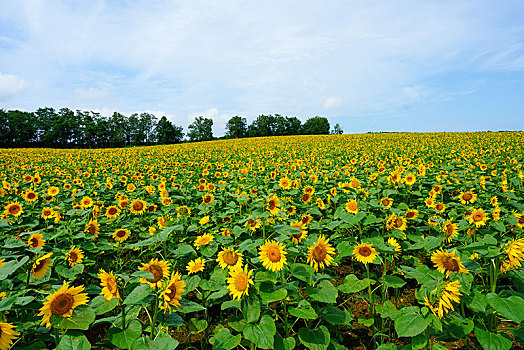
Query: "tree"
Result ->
[[225, 116, 247, 138], [156, 116, 184, 144], [139, 112, 158, 145], [187, 116, 213, 142], [108, 112, 128, 147], [333, 123, 343, 135], [301, 116, 330, 135]]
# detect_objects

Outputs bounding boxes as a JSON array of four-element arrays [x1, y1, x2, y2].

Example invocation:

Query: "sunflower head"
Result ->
[[160, 272, 186, 313], [0, 322, 20, 349], [194, 233, 214, 249], [105, 205, 121, 219], [139, 258, 171, 288], [353, 243, 377, 264], [345, 200, 358, 214], [112, 229, 130, 242], [217, 248, 244, 270], [84, 219, 100, 237], [227, 265, 254, 301], [65, 247, 84, 267], [258, 240, 287, 272], [28, 233, 46, 249], [431, 249, 469, 277], [38, 281, 89, 328], [307, 235, 336, 271], [98, 269, 121, 302], [129, 199, 147, 215], [186, 257, 205, 275], [32, 252, 53, 279]]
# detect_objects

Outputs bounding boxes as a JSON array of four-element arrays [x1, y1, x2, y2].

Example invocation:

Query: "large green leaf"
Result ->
[[337, 274, 371, 293], [474, 326, 512, 350], [394, 307, 431, 338], [298, 326, 331, 350], [289, 300, 318, 320], [50, 306, 96, 330], [383, 275, 406, 289], [306, 280, 338, 304], [178, 299, 206, 314], [259, 282, 287, 304], [274, 334, 296, 350], [242, 294, 261, 323], [486, 293, 524, 323], [243, 314, 276, 349], [320, 306, 352, 325], [107, 319, 142, 350], [153, 334, 179, 350], [89, 295, 119, 315], [212, 328, 242, 350], [0, 256, 29, 279], [56, 331, 91, 350], [55, 264, 85, 280], [123, 284, 152, 305]]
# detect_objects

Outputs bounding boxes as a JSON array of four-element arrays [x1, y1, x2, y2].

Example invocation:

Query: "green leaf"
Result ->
[[243, 314, 276, 349], [376, 300, 398, 320], [298, 325, 331, 350], [443, 315, 473, 340], [212, 328, 242, 350], [160, 311, 184, 327], [487, 293, 524, 323], [50, 306, 96, 330], [337, 274, 371, 293], [188, 318, 208, 334], [0, 256, 29, 279], [306, 280, 338, 304], [259, 282, 287, 304], [107, 319, 142, 350], [336, 241, 354, 258], [172, 243, 197, 257], [274, 334, 296, 350], [394, 307, 431, 338], [474, 326, 512, 350], [131, 336, 154, 350], [289, 300, 318, 320], [56, 331, 91, 350], [178, 299, 206, 314], [55, 264, 85, 280], [3, 238, 27, 248], [89, 295, 119, 315], [183, 275, 201, 293], [124, 284, 152, 305], [221, 299, 241, 310], [130, 270, 155, 279], [321, 306, 352, 325], [0, 297, 16, 312], [153, 334, 179, 349], [411, 333, 427, 350], [358, 317, 374, 327], [291, 263, 315, 283], [383, 275, 406, 289], [242, 294, 261, 323]]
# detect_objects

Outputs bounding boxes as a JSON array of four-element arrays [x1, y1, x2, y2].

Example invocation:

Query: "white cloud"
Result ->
[[323, 97, 343, 110], [0, 73, 27, 101], [74, 87, 108, 100]]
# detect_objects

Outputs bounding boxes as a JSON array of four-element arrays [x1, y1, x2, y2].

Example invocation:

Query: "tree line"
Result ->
[[0, 107, 342, 148]]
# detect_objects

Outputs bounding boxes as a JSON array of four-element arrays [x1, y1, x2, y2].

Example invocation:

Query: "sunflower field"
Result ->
[[1, 132, 524, 350]]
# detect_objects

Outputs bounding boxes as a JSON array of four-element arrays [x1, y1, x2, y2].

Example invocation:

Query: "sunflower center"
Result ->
[[29, 238, 38, 247], [28, 192, 36, 199], [204, 196, 211, 203], [462, 193, 472, 201], [267, 247, 282, 262], [165, 285, 177, 300], [87, 224, 96, 235], [69, 252, 78, 262], [291, 232, 303, 240], [116, 230, 126, 238], [348, 202, 357, 211], [107, 277, 117, 293], [312, 245, 327, 262], [442, 256, 459, 272], [34, 259, 45, 272], [147, 265, 164, 283], [108, 207, 118, 215], [446, 224, 455, 235], [9, 205, 20, 214], [436, 204, 444, 211], [50, 293, 74, 315], [394, 218, 404, 228], [133, 201, 144, 211], [473, 213, 483, 222], [518, 216, 524, 224], [406, 211, 415, 219], [268, 201, 276, 210], [234, 274, 248, 291], [223, 251, 239, 265], [359, 246, 372, 257], [381, 199, 390, 206]]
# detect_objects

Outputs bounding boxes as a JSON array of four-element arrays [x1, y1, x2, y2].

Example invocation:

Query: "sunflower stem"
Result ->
[[366, 264, 374, 317], [26, 268, 31, 288], [121, 304, 126, 330], [280, 271, 289, 337], [54, 327, 60, 346], [150, 293, 159, 338]]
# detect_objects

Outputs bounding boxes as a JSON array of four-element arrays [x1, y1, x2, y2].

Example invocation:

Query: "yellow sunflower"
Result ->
[[353, 243, 377, 264], [245, 218, 261, 231], [129, 199, 147, 215], [159, 272, 185, 313], [345, 199, 359, 214], [84, 219, 100, 237], [458, 191, 477, 205], [404, 173, 416, 186], [431, 249, 469, 277], [47, 186, 59, 197], [259, 240, 287, 272], [386, 214, 407, 231], [514, 212, 524, 228], [307, 235, 336, 271], [227, 265, 254, 301], [139, 258, 171, 289], [202, 193, 215, 205], [98, 269, 120, 302], [405, 209, 419, 220], [217, 248, 244, 270], [65, 247, 84, 267], [186, 258, 205, 275], [266, 195, 280, 215], [28, 233, 46, 249], [442, 220, 459, 242], [279, 177, 291, 189], [502, 238, 524, 271], [176, 206, 191, 217], [194, 233, 214, 250], [425, 280, 462, 319], [0, 322, 20, 350], [301, 214, 313, 226], [289, 220, 308, 244], [112, 229, 130, 242], [3, 202, 23, 218], [105, 205, 121, 219], [32, 252, 53, 279], [387, 237, 402, 258], [23, 189, 38, 202], [38, 281, 89, 328], [380, 197, 393, 209], [434, 202, 446, 213], [80, 196, 93, 208], [467, 208, 488, 228]]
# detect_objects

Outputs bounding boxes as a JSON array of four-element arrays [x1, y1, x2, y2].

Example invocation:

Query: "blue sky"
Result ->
[[1, 0, 523, 136]]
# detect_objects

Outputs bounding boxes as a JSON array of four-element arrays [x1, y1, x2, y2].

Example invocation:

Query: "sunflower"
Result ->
[[105, 205, 121, 219], [186, 257, 205, 275], [425, 280, 462, 319], [279, 177, 291, 189], [32, 252, 53, 279], [194, 233, 214, 250], [84, 219, 100, 237], [227, 265, 254, 301], [405, 209, 419, 220], [28, 233, 46, 249], [404, 173, 416, 186], [353, 243, 377, 264], [307, 235, 336, 271], [301, 214, 313, 226], [467, 208, 488, 228], [514, 212, 524, 228], [199, 216, 210, 225], [217, 248, 244, 270], [434, 202, 446, 213], [3, 202, 23, 217], [160, 272, 185, 313], [176, 206, 191, 217], [162, 197, 172, 206], [492, 206, 501, 221], [387, 237, 402, 258], [266, 195, 280, 215], [139, 258, 171, 289], [80, 196, 93, 208], [98, 269, 120, 302], [112, 229, 130, 242], [458, 191, 477, 205], [490, 196, 499, 207], [425, 197, 435, 208], [504, 238, 524, 270], [380, 197, 393, 209], [245, 218, 261, 231], [289, 220, 308, 244], [442, 220, 459, 242], [65, 247, 84, 267], [129, 199, 147, 215], [200, 193, 214, 206], [0, 322, 20, 350], [23, 189, 38, 202], [389, 214, 408, 231], [47, 186, 59, 197], [345, 199, 359, 214], [301, 192, 312, 204], [431, 249, 469, 277], [0, 258, 5, 269], [38, 281, 89, 328], [259, 240, 287, 272]]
